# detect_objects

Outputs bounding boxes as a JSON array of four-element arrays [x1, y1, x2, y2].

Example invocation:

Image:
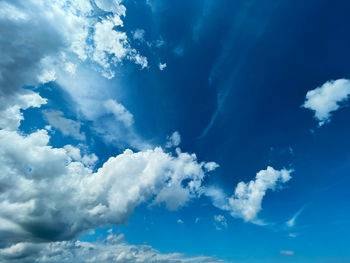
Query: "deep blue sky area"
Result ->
[[114, 0, 350, 261], [2, 0, 350, 262]]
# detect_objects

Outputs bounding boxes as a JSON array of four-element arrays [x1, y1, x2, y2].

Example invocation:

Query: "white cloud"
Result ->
[[286, 204, 308, 228], [133, 28, 146, 42], [0, 90, 47, 131], [166, 131, 181, 148], [92, 14, 128, 78], [64, 145, 98, 168], [177, 219, 184, 224], [104, 99, 134, 127], [0, 97, 218, 247], [0, 0, 147, 94], [206, 167, 292, 223], [159, 62, 167, 70], [214, 215, 227, 230], [303, 79, 350, 126], [43, 110, 86, 141], [37, 69, 56, 83], [280, 250, 295, 256], [0, 233, 223, 263], [0, 0, 151, 151]]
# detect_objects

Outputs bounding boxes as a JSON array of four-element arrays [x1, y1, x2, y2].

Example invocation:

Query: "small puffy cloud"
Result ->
[[0, 0, 147, 95], [104, 99, 134, 127], [64, 145, 98, 168], [280, 250, 295, 256], [204, 162, 220, 172], [288, 233, 297, 238], [166, 131, 181, 148], [302, 79, 350, 126], [159, 62, 167, 70], [177, 219, 184, 224], [0, 233, 223, 263], [43, 110, 86, 140], [133, 28, 146, 42], [207, 167, 292, 223], [214, 215, 227, 230]]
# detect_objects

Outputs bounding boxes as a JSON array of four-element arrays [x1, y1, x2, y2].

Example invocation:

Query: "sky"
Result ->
[[0, 0, 350, 262]]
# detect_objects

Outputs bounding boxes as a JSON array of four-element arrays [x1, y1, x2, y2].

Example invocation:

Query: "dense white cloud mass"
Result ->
[[0, 0, 152, 150], [0, 0, 147, 97], [0, 93, 218, 248], [43, 110, 86, 140], [207, 167, 292, 223], [0, 233, 223, 263], [303, 79, 350, 126]]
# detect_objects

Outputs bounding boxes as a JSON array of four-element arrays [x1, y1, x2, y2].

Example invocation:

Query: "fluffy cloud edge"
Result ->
[[0, 232, 224, 263], [206, 166, 293, 223], [302, 78, 350, 126]]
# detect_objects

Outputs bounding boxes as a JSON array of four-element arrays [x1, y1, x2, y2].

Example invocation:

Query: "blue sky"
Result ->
[[1, 0, 350, 262]]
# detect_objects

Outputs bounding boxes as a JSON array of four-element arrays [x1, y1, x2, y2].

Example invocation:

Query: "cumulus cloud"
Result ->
[[206, 167, 292, 223], [177, 219, 184, 224], [0, 97, 218, 247], [302, 79, 350, 126], [159, 62, 167, 71], [0, 233, 223, 263], [43, 110, 86, 141], [166, 131, 181, 148], [0, 0, 147, 98]]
